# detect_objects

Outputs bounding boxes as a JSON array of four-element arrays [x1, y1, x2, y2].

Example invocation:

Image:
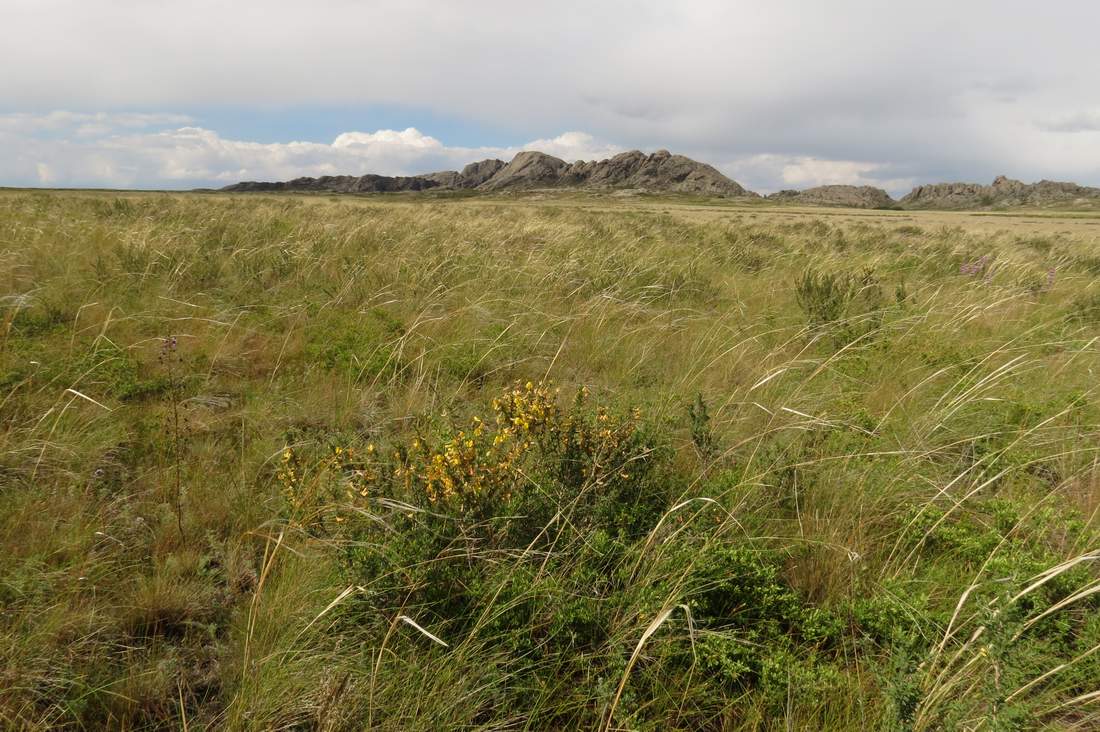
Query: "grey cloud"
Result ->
[[1037, 111, 1100, 134], [2, 1, 1100, 189]]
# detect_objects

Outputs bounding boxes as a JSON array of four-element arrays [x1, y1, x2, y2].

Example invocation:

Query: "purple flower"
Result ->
[[960, 256, 989, 277]]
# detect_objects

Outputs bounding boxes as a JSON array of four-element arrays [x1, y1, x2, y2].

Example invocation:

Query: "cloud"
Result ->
[[3, 2, 1100, 188], [332, 128, 445, 150], [516, 132, 624, 163], [723, 154, 915, 196], [1036, 111, 1100, 133], [0, 111, 193, 135], [0, 110, 929, 194], [0, 112, 625, 189]]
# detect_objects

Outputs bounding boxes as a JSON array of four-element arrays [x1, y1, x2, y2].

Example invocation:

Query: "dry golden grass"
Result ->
[[1, 189, 1099, 729]]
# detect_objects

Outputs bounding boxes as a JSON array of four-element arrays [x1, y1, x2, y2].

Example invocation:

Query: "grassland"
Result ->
[[2, 189, 1100, 730]]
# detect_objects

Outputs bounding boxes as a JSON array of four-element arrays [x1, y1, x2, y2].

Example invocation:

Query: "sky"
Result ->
[[2, 0, 1100, 195]]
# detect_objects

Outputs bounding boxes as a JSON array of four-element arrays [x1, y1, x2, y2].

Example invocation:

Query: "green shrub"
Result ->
[[794, 267, 855, 328], [1069, 291, 1100, 323]]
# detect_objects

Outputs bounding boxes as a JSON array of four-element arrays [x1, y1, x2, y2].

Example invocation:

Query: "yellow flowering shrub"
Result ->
[[394, 381, 646, 515], [395, 381, 559, 510], [277, 381, 647, 522], [276, 442, 380, 526]]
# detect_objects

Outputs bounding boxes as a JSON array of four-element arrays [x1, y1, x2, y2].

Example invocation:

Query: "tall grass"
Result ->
[[1, 191, 1098, 729]]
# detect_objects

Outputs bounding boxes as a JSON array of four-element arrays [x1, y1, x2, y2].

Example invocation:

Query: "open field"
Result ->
[[3, 189, 1100, 730]]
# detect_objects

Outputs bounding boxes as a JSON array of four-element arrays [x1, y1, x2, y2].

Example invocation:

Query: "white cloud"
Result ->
[[332, 128, 444, 150], [724, 154, 915, 196], [8, 108, 1100, 196], [0, 111, 193, 135], [0, 112, 625, 189], [518, 132, 623, 163], [776, 158, 884, 188]]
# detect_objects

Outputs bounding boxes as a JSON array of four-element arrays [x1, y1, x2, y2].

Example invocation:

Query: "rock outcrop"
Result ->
[[458, 159, 507, 187], [222, 150, 755, 197], [767, 185, 895, 209], [587, 150, 751, 195], [478, 151, 570, 190], [223, 174, 441, 194], [476, 149, 753, 196], [900, 175, 1100, 209], [221, 154, 1100, 210]]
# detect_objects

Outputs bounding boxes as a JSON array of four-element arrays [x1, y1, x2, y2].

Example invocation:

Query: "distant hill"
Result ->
[[767, 185, 895, 209], [222, 149, 757, 197], [900, 175, 1100, 210], [221, 154, 1100, 211], [765, 176, 1100, 211]]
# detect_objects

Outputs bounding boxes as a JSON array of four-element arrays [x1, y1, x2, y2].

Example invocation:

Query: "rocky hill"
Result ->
[[479, 149, 754, 196], [222, 149, 756, 197], [221, 174, 441, 194], [222, 154, 1100, 211], [900, 175, 1100, 209], [767, 185, 895, 209]]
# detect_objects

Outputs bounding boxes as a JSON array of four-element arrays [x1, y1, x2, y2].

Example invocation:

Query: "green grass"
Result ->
[[1, 190, 1099, 730]]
